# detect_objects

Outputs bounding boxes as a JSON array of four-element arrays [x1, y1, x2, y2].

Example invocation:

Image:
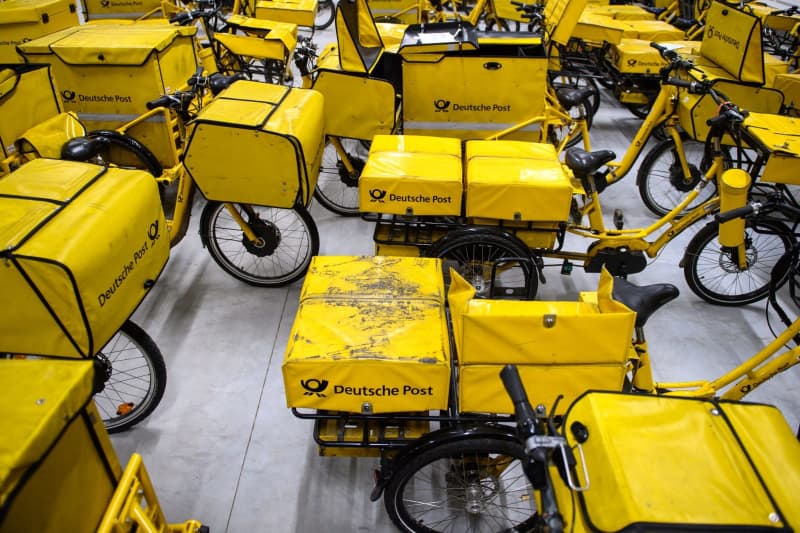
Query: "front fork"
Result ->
[[223, 203, 263, 245]]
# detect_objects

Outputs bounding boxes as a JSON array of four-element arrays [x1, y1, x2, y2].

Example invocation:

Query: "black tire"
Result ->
[[83, 130, 163, 176], [383, 436, 537, 533], [95, 320, 167, 433], [314, 0, 335, 30], [683, 219, 794, 306], [200, 202, 319, 287], [427, 231, 536, 299], [313, 138, 369, 216], [624, 101, 653, 120], [637, 136, 717, 217], [548, 95, 593, 150]]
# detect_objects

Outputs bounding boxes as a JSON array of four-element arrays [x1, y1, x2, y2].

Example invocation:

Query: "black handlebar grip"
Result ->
[[500, 365, 539, 436], [650, 41, 668, 53], [715, 205, 755, 223], [665, 77, 693, 89], [146, 95, 173, 110], [169, 11, 192, 24]]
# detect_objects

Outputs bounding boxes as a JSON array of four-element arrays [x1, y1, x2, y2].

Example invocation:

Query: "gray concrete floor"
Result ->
[[110, 27, 800, 533]]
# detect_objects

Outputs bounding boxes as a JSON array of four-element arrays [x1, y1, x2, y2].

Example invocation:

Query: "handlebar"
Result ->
[[500, 365, 540, 438], [715, 204, 758, 223]]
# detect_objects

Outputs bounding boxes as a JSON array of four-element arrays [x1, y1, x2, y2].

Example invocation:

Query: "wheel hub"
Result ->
[[336, 155, 364, 187], [464, 484, 484, 515], [668, 161, 701, 192], [243, 219, 280, 257], [719, 239, 756, 273]]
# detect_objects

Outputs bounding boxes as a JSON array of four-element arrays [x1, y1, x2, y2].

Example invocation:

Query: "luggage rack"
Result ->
[[364, 212, 567, 252]]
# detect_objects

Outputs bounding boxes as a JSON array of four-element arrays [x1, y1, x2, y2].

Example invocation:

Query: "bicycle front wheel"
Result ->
[[95, 319, 167, 433], [384, 436, 538, 533], [201, 202, 319, 287], [637, 137, 717, 217], [314, 0, 336, 29], [683, 219, 794, 306], [313, 138, 369, 216]]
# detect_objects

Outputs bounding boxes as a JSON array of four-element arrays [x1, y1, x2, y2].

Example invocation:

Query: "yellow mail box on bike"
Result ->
[[80, 0, 161, 20], [0, 360, 122, 533], [282, 256, 451, 414], [17, 24, 200, 168], [0, 0, 79, 63], [700, 1, 765, 85], [557, 392, 800, 530], [359, 135, 463, 216], [449, 270, 635, 414], [254, 0, 318, 27], [0, 64, 62, 159], [743, 112, 800, 185], [0, 159, 169, 358], [465, 140, 573, 222], [183, 80, 325, 209]]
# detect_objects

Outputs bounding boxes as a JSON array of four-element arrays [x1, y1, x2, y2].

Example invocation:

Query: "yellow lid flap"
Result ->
[[597, 268, 633, 314], [335, 0, 384, 73], [743, 112, 800, 157], [545, 0, 589, 46], [194, 80, 289, 128], [0, 0, 62, 24], [446, 269, 476, 359], [46, 26, 195, 65], [0, 159, 106, 250], [0, 360, 95, 507]]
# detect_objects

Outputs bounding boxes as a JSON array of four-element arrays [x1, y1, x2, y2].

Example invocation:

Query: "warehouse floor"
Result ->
[[109, 26, 800, 533]]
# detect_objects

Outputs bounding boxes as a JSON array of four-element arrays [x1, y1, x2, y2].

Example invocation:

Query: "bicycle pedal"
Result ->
[[116, 402, 135, 416], [613, 208, 624, 230], [561, 260, 573, 275]]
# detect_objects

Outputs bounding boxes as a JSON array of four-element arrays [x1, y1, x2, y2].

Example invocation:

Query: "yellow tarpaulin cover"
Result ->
[[0, 159, 169, 358], [359, 135, 463, 216], [743, 112, 800, 185], [564, 392, 800, 530], [465, 140, 573, 221], [183, 80, 325, 208], [335, 0, 383, 73], [0, 64, 61, 159], [700, 1, 765, 84], [283, 256, 451, 413]]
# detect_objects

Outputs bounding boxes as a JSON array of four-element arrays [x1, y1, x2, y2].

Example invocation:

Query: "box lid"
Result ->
[[0, 0, 72, 24], [0, 360, 95, 508], [364, 135, 463, 183], [743, 112, 800, 158], [0, 159, 107, 251], [466, 140, 569, 186], [19, 24, 196, 64]]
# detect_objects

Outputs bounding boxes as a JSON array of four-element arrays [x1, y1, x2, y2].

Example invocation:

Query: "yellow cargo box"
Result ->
[[584, 4, 655, 20], [80, 0, 161, 20], [283, 256, 451, 414], [183, 81, 324, 209], [678, 78, 784, 141], [0, 360, 122, 533], [743, 112, 800, 185], [367, 0, 419, 24], [559, 392, 800, 530], [700, 2, 765, 85], [774, 72, 800, 115], [449, 270, 635, 414], [607, 38, 667, 75], [359, 135, 463, 216], [618, 20, 685, 41], [0, 159, 168, 358], [572, 13, 625, 46], [254, 0, 318, 27], [0, 64, 62, 159], [465, 140, 573, 222], [17, 24, 199, 168], [399, 26, 547, 141], [0, 0, 79, 63]]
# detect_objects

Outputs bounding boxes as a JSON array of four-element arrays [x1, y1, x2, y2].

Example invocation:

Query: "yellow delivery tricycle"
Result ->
[[282, 251, 800, 532], [294, 0, 594, 216]]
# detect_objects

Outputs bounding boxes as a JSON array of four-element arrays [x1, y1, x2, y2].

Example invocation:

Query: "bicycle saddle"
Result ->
[[61, 136, 109, 161], [555, 87, 594, 111], [612, 278, 679, 329]]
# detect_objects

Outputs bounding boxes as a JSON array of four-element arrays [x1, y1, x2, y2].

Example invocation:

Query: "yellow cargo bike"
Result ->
[[282, 254, 800, 533], [0, 359, 207, 532], [293, 0, 594, 216], [14, 23, 326, 287]]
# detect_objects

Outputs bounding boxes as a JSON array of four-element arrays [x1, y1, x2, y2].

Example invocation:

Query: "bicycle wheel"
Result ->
[[313, 138, 369, 217], [95, 319, 167, 433], [314, 0, 335, 29], [683, 219, 794, 306], [547, 95, 593, 150], [384, 436, 538, 533], [637, 136, 718, 217], [427, 232, 536, 299], [200, 202, 319, 287]]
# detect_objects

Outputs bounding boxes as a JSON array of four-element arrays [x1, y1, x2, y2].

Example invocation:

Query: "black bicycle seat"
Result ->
[[555, 88, 594, 110], [61, 136, 109, 161], [565, 148, 616, 178], [612, 277, 679, 328]]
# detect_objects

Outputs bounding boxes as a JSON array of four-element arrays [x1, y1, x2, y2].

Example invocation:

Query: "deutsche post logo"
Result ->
[[627, 59, 637, 66], [62, 90, 76, 102], [148, 220, 160, 244], [434, 99, 450, 112], [369, 189, 387, 203], [100, 0, 110, 7], [301, 379, 328, 397]]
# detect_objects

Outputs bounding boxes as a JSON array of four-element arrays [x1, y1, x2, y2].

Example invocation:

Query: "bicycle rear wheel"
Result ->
[[313, 138, 369, 216], [314, 0, 336, 29], [95, 320, 167, 433], [683, 219, 794, 306], [200, 202, 319, 287], [383, 436, 537, 533]]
